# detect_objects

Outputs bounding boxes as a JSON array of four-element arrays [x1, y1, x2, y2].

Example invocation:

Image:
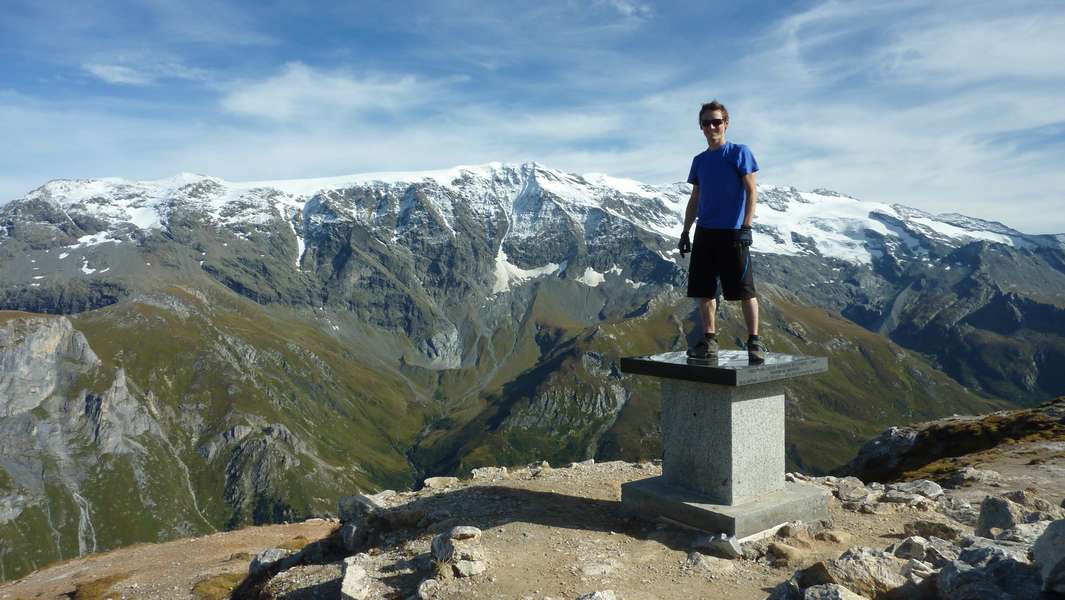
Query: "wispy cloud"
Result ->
[[83, 60, 208, 86], [220, 63, 429, 121]]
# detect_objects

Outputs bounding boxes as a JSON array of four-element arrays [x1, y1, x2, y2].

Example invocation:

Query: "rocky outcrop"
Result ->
[[840, 399, 1065, 483], [0, 315, 99, 417]]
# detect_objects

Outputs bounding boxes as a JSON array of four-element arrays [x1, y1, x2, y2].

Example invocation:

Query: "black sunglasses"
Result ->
[[700, 118, 725, 128]]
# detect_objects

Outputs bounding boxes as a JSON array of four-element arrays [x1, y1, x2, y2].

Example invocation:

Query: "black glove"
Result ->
[[678, 230, 692, 257], [734, 225, 753, 248]]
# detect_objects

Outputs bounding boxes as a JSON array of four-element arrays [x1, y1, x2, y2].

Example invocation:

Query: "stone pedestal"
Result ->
[[619, 349, 829, 538]]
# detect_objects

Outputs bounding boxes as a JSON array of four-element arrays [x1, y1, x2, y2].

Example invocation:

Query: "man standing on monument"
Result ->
[[677, 100, 765, 362]]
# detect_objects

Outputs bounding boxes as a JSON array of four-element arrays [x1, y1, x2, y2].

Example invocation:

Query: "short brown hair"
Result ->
[[699, 100, 729, 123]]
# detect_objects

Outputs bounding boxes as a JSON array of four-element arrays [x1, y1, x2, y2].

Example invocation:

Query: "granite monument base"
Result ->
[[621, 476, 830, 539]]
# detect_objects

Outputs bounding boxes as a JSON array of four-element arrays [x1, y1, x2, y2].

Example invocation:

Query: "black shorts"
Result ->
[[686, 227, 758, 301]]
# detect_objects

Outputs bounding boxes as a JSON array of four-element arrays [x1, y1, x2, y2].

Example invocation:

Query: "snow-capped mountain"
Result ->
[[9, 161, 1059, 273]]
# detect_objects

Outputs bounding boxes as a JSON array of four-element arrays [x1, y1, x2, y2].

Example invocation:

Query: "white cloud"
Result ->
[[220, 62, 426, 121], [83, 60, 208, 86], [84, 64, 154, 85]]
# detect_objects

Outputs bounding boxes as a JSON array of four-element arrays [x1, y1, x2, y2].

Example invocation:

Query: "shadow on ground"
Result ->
[[233, 484, 701, 599]]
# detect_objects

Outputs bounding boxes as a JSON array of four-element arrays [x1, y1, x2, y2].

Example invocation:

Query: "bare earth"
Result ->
[[0, 520, 335, 600], [2, 439, 1062, 600]]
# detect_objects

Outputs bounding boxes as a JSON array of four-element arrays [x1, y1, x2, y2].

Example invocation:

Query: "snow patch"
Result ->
[[576, 267, 605, 287], [492, 248, 560, 294]]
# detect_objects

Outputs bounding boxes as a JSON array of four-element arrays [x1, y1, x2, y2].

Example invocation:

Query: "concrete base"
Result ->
[[621, 476, 830, 538]]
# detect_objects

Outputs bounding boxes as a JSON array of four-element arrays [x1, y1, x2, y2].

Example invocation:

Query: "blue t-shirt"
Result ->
[[687, 142, 759, 229]]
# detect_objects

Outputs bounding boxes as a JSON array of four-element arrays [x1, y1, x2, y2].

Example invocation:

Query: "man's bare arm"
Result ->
[[742, 173, 757, 227], [683, 184, 699, 232]]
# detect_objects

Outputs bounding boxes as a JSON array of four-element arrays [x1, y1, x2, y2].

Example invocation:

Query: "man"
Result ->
[[678, 100, 765, 362]]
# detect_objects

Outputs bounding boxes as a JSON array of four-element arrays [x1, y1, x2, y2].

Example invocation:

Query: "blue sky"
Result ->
[[2, 0, 1063, 233]]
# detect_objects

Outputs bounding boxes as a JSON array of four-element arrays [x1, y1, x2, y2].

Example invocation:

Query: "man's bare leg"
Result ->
[[742, 297, 759, 336], [698, 297, 717, 334]]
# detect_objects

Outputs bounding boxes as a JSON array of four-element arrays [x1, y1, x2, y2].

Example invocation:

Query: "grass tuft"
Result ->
[[192, 571, 246, 600]]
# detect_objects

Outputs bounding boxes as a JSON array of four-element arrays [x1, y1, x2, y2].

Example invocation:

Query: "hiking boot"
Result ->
[[747, 336, 767, 363], [687, 334, 719, 359]]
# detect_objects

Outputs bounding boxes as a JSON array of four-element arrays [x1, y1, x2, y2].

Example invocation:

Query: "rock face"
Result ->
[[0, 315, 99, 417]]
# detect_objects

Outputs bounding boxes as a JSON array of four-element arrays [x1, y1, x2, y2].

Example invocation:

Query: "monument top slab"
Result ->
[[620, 350, 827, 386]]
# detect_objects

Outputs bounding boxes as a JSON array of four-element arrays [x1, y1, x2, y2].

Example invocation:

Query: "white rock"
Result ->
[[576, 592, 617, 600], [470, 466, 509, 479], [416, 578, 440, 599], [890, 480, 943, 499], [423, 476, 459, 489], [453, 559, 487, 577], [340, 560, 371, 600], [803, 583, 870, 599]]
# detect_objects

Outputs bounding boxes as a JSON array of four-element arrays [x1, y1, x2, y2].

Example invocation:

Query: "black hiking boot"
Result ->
[[687, 334, 719, 359], [747, 335, 766, 363]]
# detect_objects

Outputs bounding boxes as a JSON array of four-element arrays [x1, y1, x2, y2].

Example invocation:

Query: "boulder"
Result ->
[[766, 577, 803, 600], [692, 532, 743, 559], [423, 476, 459, 489], [470, 466, 509, 479], [1002, 490, 1065, 519], [576, 592, 617, 600], [338, 494, 382, 524], [975, 496, 1030, 537], [938, 540, 1042, 600], [416, 578, 440, 600], [802, 584, 870, 599], [1033, 519, 1065, 594], [938, 496, 979, 526], [769, 542, 807, 565], [996, 520, 1052, 545], [684, 552, 735, 576], [904, 519, 962, 541], [798, 547, 908, 599], [249, 547, 291, 576], [880, 490, 919, 504], [453, 559, 486, 577], [340, 557, 371, 600], [947, 466, 1001, 487], [431, 526, 486, 578], [836, 477, 872, 503], [958, 535, 1032, 564], [891, 536, 929, 561], [923, 536, 960, 567], [890, 480, 943, 499], [340, 523, 367, 552]]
